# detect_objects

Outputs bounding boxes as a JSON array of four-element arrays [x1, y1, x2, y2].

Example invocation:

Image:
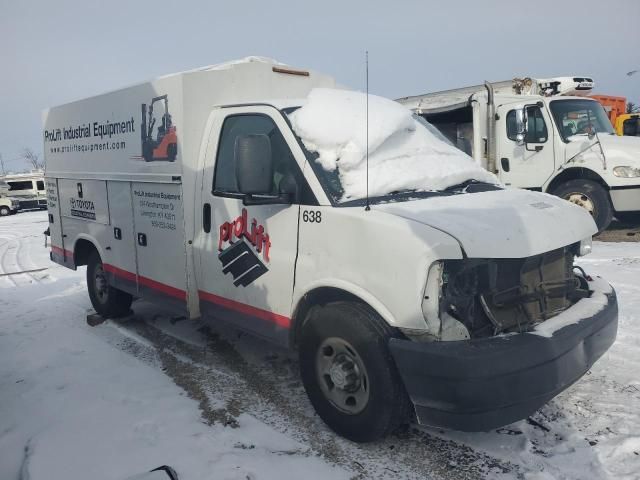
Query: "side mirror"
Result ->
[[515, 108, 528, 146], [235, 134, 273, 194]]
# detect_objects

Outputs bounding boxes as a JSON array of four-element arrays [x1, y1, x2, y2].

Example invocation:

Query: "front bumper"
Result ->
[[389, 284, 618, 432], [609, 186, 640, 212]]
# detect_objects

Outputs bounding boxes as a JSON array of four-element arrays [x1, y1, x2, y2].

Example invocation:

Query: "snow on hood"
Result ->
[[375, 189, 597, 258], [288, 88, 497, 201]]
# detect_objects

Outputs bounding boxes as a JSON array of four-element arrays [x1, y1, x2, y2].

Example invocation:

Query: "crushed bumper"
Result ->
[[389, 285, 618, 432]]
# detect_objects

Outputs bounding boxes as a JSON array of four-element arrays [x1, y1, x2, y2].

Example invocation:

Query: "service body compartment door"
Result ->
[[132, 182, 188, 313], [45, 177, 71, 268], [105, 181, 138, 294]]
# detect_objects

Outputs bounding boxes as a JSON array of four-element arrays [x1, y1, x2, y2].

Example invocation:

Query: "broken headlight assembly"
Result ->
[[420, 244, 593, 340]]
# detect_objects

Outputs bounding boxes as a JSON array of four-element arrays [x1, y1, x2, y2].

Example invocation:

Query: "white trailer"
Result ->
[[397, 77, 640, 231], [44, 58, 617, 442]]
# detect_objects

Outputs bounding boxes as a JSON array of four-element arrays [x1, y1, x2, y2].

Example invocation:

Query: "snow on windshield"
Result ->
[[288, 88, 497, 201]]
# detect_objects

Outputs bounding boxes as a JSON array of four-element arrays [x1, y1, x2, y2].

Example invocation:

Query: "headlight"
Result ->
[[578, 236, 592, 256], [613, 166, 640, 178], [421, 261, 443, 334]]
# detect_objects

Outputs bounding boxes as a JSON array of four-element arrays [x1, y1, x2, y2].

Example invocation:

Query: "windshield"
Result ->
[[286, 88, 496, 204], [549, 99, 615, 140]]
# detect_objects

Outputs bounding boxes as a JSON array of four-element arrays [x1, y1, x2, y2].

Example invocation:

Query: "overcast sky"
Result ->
[[1, 0, 639, 171]]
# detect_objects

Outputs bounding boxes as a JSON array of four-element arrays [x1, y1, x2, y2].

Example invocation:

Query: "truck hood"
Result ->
[[566, 133, 640, 166], [375, 189, 596, 258]]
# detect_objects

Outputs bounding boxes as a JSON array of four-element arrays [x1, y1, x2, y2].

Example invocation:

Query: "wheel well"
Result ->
[[546, 168, 609, 194], [290, 287, 365, 348], [73, 239, 98, 266]]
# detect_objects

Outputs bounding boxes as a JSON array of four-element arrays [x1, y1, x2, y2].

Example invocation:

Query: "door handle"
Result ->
[[501, 157, 510, 172], [203, 203, 211, 233]]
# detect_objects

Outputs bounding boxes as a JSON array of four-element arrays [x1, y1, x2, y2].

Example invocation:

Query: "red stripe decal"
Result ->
[[103, 263, 136, 282], [104, 263, 186, 301], [198, 290, 291, 328]]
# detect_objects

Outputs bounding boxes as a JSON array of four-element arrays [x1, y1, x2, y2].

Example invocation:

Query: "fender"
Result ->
[[292, 278, 399, 329]]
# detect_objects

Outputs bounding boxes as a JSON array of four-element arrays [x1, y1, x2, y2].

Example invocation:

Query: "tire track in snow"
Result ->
[[0, 233, 45, 286], [96, 313, 519, 480]]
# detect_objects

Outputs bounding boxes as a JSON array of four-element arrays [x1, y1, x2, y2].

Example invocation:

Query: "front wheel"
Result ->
[[0, 206, 10, 216], [298, 302, 411, 442], [86, 250, 133, 318], [552, 179, 613, 232]]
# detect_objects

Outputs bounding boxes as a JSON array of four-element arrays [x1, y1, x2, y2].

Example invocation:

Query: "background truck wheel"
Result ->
[[552, 179, 613, 232], [0, 206, 10, 216], [87, 250, 133, 318], [298, 301, 411, 442]]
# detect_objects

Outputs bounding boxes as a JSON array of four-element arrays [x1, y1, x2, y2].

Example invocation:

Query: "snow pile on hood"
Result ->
[[289, 88, 497, 201]]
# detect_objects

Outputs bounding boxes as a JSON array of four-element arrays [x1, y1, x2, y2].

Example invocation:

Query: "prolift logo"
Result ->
[[218, 209, 271, 287]]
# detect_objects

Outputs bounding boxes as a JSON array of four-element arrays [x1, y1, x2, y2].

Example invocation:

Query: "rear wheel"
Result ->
[[552, 179, 613, 232], [298, 301, 411, 442], [0, 206, 10, 216], [86, 250, 133, 318]]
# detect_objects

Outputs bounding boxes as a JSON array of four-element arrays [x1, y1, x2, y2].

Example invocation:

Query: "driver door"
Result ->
[[496, 104, 556, 189], [194, 106, 316, 346]]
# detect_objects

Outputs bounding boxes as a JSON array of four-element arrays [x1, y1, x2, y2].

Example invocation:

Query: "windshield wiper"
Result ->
[[441, 179, 498, 193]]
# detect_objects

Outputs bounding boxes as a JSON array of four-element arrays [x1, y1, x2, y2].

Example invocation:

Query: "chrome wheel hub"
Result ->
[[316, 337, 369, 415], [565, 192, 595, 215], [94, 265, 108, 303]]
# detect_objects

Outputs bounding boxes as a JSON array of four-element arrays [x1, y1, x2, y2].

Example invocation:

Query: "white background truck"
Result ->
[[44, 58, 617, 442], [1, 171, 48, 210], [397, 77, 640, 231], [0, 180, 20, 216]]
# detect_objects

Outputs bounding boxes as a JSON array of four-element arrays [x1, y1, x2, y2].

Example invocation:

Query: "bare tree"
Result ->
[[0, 153, 6, 175], [21, 148, 44, 171], [627, 102, 639, 114]]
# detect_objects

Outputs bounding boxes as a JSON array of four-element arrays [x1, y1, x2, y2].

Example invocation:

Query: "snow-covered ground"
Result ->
[[1, 211, 639, 480]]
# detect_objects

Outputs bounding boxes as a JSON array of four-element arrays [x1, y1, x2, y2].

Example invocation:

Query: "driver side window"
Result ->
[[506, 107, 548, 143], [213, 114, 316, 205]]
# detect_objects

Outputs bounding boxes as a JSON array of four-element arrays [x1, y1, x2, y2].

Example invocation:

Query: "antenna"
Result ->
[[365, 50, 370, 211]]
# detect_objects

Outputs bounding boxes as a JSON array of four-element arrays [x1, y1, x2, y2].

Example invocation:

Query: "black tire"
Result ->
[[86, 250, 133, 318], [299, 301, 411, 442], [0, 206, 10, 216], [552, 179, 613, 232], [615, 211, 640, 225]]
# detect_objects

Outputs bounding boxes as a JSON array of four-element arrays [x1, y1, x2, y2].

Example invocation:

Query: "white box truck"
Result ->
[[44, 58, 617, 442], [2, 171, 48, 210], [397, 77, 640, 231], [0, 180, 20, 216]]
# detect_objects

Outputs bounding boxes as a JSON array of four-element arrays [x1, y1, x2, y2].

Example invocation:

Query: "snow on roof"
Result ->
[[289, 88, 497, 201], [159, 56, 288, 78]]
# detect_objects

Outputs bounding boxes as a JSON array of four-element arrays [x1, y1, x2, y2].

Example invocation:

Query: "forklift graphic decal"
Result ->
[[218, 209, 271, 287], [141, 95, 178, 162]]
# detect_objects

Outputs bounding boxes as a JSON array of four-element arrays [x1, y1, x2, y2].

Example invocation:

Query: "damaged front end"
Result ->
[[389, 241, 618, 432], [439, 244, 591, 339]]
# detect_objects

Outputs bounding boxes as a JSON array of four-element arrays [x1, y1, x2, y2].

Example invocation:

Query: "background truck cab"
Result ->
[[397, 76, 640, 230]]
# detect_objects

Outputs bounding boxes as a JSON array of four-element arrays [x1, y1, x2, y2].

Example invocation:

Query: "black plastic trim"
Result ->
[[389, 288, 618, 432]]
